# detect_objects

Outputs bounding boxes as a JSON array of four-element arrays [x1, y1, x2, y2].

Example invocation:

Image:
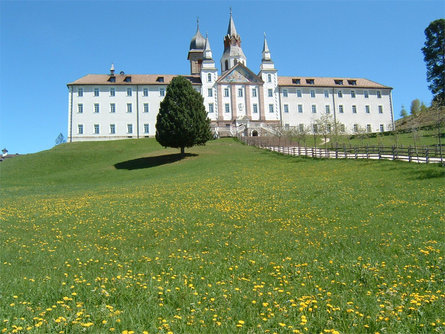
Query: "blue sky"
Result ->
[[0, 0, 443, 154]]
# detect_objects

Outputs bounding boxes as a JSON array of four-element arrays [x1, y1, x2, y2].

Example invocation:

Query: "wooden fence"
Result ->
[[238, 136, 444, 164]]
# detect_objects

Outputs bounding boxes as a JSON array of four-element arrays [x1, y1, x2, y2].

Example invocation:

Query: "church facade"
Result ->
[[67, 13, 394, 142]]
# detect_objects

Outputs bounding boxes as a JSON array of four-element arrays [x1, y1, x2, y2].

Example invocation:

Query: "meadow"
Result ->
[[0, 138, 444, 333]]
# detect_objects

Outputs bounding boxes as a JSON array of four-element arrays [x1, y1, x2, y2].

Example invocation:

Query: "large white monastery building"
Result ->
[[67, 13, 394, 142]]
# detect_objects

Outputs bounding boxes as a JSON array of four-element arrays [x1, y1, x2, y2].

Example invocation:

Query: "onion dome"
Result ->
[[189, 19, 206, 50]]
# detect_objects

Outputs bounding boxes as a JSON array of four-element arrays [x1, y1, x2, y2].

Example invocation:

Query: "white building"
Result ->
[[67, 13, 394, 142]]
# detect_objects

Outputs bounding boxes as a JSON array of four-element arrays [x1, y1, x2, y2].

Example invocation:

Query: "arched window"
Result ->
[[207, 73, 212, 82], [268, 74, 272, 82], [225, 60, 229, 71]]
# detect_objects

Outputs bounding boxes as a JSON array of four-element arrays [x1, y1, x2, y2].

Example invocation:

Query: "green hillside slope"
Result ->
[[0, 139, 444, 333]]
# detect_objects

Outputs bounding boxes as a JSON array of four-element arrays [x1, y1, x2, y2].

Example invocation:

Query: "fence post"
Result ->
[[366, 145, 369, 159], [378, 146, 382, 160], [355, 147, 358, 159], [343, 144, 347, 159], [335, 145, 338, 159], [425, 148, 429, 163], [392, 146, 395, 160], [408, 146, 412, 163]]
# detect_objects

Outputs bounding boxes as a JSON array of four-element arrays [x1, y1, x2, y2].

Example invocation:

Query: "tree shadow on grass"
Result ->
[[114, 153, 197, 170]]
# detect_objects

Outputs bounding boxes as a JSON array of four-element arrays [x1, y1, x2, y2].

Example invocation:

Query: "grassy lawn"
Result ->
[[1, 138, 444, 333], [289, 128, 443, 148]]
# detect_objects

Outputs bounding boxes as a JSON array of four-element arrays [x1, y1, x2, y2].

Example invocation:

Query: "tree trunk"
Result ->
[[180, 146, 185, 156]]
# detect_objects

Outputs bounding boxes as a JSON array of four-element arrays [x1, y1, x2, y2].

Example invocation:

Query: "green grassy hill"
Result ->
[[1, 139, 444, 333]]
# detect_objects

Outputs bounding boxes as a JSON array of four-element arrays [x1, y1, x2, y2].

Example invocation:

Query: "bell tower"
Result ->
[[220, 10, 246, 73], [188, 19, 206, 75]]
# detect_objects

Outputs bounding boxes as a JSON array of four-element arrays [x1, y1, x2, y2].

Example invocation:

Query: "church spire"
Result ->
[[227, 8, 238, 37], [203, 33, 213, 60], [220, 10, 246, 73], [262, 33, 271, 61]]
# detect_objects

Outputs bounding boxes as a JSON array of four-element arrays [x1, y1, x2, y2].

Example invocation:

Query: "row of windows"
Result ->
[[220, 87, 259, 98], [214, 103, 273, 114], [282, 89, 382, 99], [77, 124, 150, 135], [293, 123, 385, 133], [77, 103, 150, 114], [78, 86, 382, 100], [77, 87, 165, 97], [283, 104, 384, 114]]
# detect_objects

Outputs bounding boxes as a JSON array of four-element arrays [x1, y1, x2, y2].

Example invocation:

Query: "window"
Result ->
[[127, 88, 132, 96], [143, 88, 148, 96], [94, 124, 99, 134], [283, 89, 288, 97], [310, 90, 315, 98], [366, 124, 371, 133], [94, 103, 99, 113], [364, 90, 369, 98], [306, 79, 315, 84], [284, 104, 289, 113], [312, 104, 317, 113], [334, 79, 343, 85], [144, 124, 149, 134], [127, 124, 133, 134], [110, 103, 115, 113], [324, 90, 329, 98], [94, 88, 99, 97], [268, 89, 273, 97], [225, 103, 230, 113], [353, 124, 358, 133], [365, 105, 370, 113], [209, 103, 214, 113], [78, 88, 83, 97], [208, 73, 212, 82], [252, 88, 257, 97], [238, 88, 243, 97], [378, 105, 383, 114], [325, 105, 330, 114], [78, 124, 83, 134], [78, 104, 83, 113], [340, 124, 345, 132], [297, 90, 302, 98], [110, 88, 115, 97], [338, 90, 343, 98], [208, 88, 213, 97], [298, 104, 303, 113], [127, 103, 132, 113], [224, 88, 229, 97], [299, 123, 304, 132], [313, 124, 318, 133], [339, 105, 344, 113], [269, 104, 274, 113], [351, 90, 356, 98], [225, 60, 229, 71], [253, 104, 258, 113], [285, 123, 290, 130], [292, 78, 301, 84], [156, 76, 164, 83], [352, 105, 357, 114], [327, 124, 332, 133], [108, 77, 115, 83], [348, 80, 357, 85], [380, 124, 384, 132], [110, 124, 115, 134], [160, 88, 165, 96], [268, 74, 272, 82], [377, 91, 382, 98], [144, 103, 149, 113], [124, 76, 132, 82]]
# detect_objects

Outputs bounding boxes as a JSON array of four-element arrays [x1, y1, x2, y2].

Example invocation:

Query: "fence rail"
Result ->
[[238, 136, 444, 164]]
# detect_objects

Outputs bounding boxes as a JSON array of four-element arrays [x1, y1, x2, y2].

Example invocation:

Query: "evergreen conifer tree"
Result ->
[[156, 76, 212, 155]]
